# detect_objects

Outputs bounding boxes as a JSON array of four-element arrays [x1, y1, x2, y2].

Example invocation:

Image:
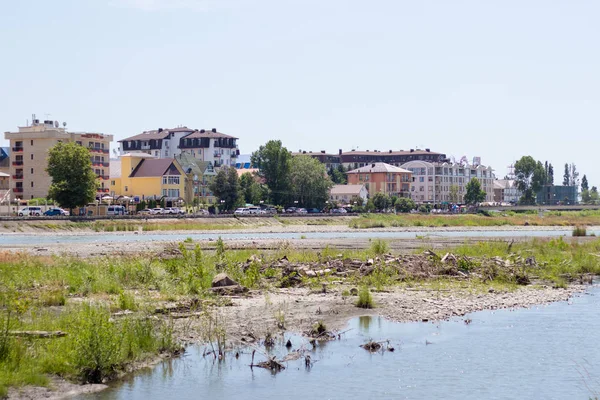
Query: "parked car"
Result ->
[[151, 208, 165, 215], [164, 207, 184, 215], [247, 206, 263, 214], [332, 208, 347, 214], [306, 208, 321, 214], [196, 209, 209, 215], [234, 208, 250, 215], [138, 209, 153, 215], [18, 206, 42, 217], [297, 208, 308, 214], [107, 205, 127, 216], [285, 207, 297, 213], [44, 208, 68, 216], [263, 207, 277, 214]]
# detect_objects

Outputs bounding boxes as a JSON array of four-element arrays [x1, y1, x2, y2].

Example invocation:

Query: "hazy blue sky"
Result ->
[[1, 0, 599, 184]]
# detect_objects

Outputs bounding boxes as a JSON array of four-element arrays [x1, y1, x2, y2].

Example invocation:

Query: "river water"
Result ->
[[2, 228, 598, 246], [82, 287, 600, 400]]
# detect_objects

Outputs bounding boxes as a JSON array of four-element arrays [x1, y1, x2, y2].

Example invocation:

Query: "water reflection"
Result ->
[[81, 288, 600, 400]]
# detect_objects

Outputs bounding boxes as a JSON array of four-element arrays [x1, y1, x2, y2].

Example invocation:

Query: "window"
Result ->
[[30, 168, 33, 174], [419, 177, 424, 182], [30, 140, 33, 146], [31, 182, 34, 187], [125, 186, 128, 192], [162, 189, 167, 196], [162, 176, 180, 185], [111, 180, 116, 185], [30, 154, 33, 160], [419, 186, 424, 192]]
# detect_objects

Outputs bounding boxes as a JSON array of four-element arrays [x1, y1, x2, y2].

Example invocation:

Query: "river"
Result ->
[[80, 286, 600, 400], [1, 228, 598, 246]]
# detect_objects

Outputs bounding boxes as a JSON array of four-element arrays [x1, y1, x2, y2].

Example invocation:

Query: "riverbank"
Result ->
[[2, 237, 599, 398], [1, 209, 600, 234]]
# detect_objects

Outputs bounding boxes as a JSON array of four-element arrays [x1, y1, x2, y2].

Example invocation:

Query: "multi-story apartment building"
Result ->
[[4, 118, 113, 200], [119, 127, 239, 168], [293, 148, 448, 170], [493, 179, 521, 204], [401, 160, 495, 204], [346, 163, 412, 198]]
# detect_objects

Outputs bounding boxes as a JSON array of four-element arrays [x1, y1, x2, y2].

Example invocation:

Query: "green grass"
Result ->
[[573, 226, 587, 237], [356, 287, 375, 308]]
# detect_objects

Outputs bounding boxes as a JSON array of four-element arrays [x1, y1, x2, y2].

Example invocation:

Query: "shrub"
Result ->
[[356, 287, 374, 309], [394, 197, 415, 213], [117, 292, 138, 311], [573, 226, 587, 237], [370, 239, 389, 255]]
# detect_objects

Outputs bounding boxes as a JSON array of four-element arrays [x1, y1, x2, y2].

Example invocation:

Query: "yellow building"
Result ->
[[110, 153, 186, 203]]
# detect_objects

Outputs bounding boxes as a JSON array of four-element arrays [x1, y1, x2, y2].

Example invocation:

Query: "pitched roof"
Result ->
[[184, 129, 238, 140], [129, 158, 180, 178], [342, 150, 443, 156], [119, 130, 171, 142], [175, 153, 215, 176], [347, 163, 411, 174], [330, 184, 365, 195]]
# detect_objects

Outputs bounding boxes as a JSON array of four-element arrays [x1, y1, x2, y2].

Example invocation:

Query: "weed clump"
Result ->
[[356, 287, 375, 309], [573, 226, 587, 237], [370, 239, 389, 255]]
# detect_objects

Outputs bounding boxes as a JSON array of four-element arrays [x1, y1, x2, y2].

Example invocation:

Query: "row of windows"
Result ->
[[162, 176, 180, 185]]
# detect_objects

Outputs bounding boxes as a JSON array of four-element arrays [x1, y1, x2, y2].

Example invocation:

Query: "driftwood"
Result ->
[[9, 330, 67, 338]]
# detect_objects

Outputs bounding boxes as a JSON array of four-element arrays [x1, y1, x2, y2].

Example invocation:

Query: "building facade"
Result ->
[[329, 184, 368, 205], [175, 152, 217, 204], [4, 118, 113, 200], [493, 179, 521, 204], [346, 163, 412, 198], [536, 185, 578, 205], [119, 127, 239, 168], [110, 153, 186, 201], [400, 160, 495, 204]]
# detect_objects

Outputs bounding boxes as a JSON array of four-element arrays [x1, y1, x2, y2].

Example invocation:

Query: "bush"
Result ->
[[573, 226, 587, 237], [394, 197, 415, 213], [370, 239, 389, 255], [356, 287, 374, 309]]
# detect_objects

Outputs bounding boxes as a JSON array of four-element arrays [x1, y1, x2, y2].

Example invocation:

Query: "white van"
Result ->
[[107, 205, 126, 216], [18, 206, 42, 217]]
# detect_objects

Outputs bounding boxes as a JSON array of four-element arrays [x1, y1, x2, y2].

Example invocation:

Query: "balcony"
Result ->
[[13, 188, 23, 193], [213, 152, 221, 158], [97, 188, 110, 193], [12, 147, 23, 152], [97, 175, 110, 180], [12, 175, 23, 180], [12, 161, 23, 166]]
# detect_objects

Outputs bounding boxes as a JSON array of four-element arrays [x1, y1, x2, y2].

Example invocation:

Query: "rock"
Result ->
[[305, 270, 317, 277], [366, 259, 374, 266], [488, 287, 495, 293], [350, 288, 358, 296], [211, 285, 248, 295], [212, 273, 238, 288]]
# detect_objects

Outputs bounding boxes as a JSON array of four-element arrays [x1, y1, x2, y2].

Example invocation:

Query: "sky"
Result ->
[[1, 0, 599, 185]]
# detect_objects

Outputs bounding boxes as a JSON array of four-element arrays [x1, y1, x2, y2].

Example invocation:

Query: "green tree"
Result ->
[[328, 165, 347, 184], [581, 174, 589, 192], [239, 172, 267, 205], [289, 155, 333, 208], [46, 141, 98, 212], [209, 167, 241, 211], [449, 184, 459, 204], [251, 140, 291, 206], [372, 192, 391, 212], [581, 189, 591, 204], [570, 163, 579, 188], [547, 163, 554, 185], [394, 197, 415, 213], [515, 156, 545, 205], [464, 178, 486, 205], [563, 163, 570, 186], [591, 187, 599, 204]]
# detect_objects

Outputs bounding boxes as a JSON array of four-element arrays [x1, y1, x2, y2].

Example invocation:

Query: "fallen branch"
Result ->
[[9, 330, 67, 338]]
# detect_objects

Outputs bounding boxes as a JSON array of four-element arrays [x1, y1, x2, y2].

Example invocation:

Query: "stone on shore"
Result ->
[[212, 273, 238, 288]]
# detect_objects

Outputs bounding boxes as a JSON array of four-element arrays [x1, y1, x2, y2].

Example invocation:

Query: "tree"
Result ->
[[328, 164, 347, 184], [239, 172, 267, 205], [563, 163, 570, 186], [209, 167, 241, 211], [289, 155, 333, 208], [372, 192, 391, 212], [251, 140, 291, 206], [581, 175, 589, 191], [548, 163, 554, 185], [464, 178, 486, 205], [46, 142, 98, 212], [591, 187, 599, 204], [394, 197, 415, 213], [515, 156, 545, 205], [449, 184, 459, 204], [570, 163, 580, 188], [581, 189, 591, 204]]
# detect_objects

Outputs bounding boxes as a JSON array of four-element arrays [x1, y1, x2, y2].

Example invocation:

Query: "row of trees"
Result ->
[[211, 140, 334, 210]]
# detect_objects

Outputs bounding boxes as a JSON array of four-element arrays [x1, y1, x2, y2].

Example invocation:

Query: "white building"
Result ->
[[401, 160, 495, 204], [118, 127, 239, 168], [493, 179, 521, 204], [329, 184, 368, 205]]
